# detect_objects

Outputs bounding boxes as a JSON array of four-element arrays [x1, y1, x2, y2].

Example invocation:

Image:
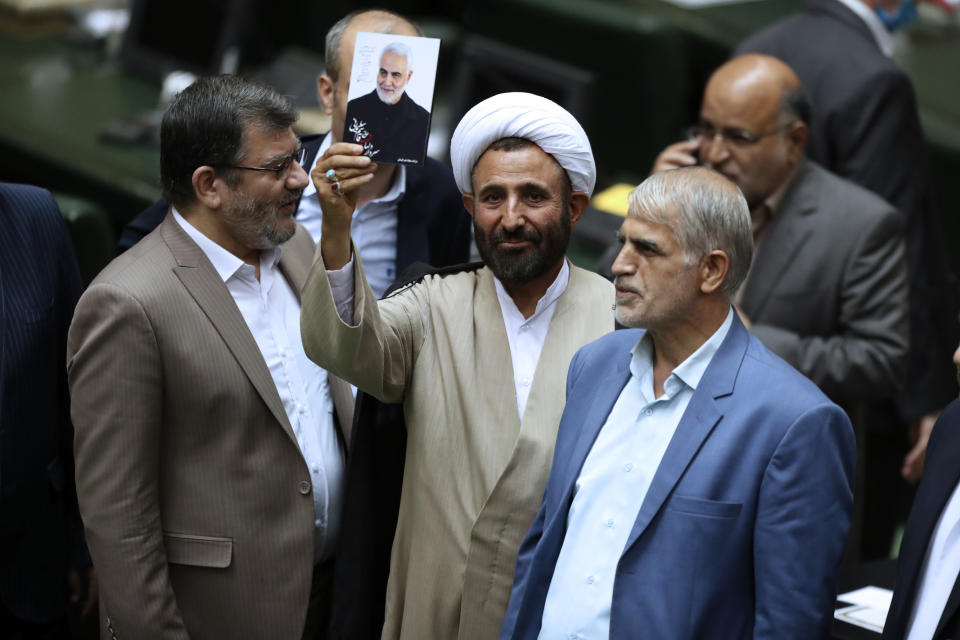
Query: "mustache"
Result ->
[[491, 227, 541, 245], [613, 277, 640, 294]]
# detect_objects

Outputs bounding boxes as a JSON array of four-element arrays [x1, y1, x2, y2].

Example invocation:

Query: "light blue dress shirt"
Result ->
[[298, 133, 405, 297], [539, 309, 734, 640]]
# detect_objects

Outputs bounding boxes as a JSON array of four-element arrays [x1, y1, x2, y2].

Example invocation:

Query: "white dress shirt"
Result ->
[[299, 132, 405, 297], [905, 478, 960, 640], [834, 0, 894, 57], [539, 309, 734, 640], [494, 260, 569, 418], [327, 258, 570, 420], [173, 209, 344, 563]]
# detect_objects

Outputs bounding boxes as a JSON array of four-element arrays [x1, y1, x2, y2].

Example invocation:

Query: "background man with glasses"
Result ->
[[67, 75, 354, 640], [653, 54, 909, 560]]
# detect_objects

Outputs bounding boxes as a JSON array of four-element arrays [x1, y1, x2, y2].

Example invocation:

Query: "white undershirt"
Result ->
[[905, 477, 960, 640], [494, 261, 569, 418], [327, 258, 569, 418], [299, 132, 405, 297], [173, 209, 344, 563]]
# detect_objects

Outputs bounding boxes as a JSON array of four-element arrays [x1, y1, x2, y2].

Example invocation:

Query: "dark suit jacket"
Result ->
[[502, 316, 855, 639], [0, 183, 89, 623], [740, 161, 909, 408], [737, 0, 957, 419], [344, 89, 431, 165], [883, 399, 960, 639]]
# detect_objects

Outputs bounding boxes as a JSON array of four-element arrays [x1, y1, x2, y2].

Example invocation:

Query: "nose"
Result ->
[[699, 132, 729, 166], [287, 159, 310, 190], [953, 342, 960, 367], [610, 243, 635, 277], [501, 195, 526, 230]]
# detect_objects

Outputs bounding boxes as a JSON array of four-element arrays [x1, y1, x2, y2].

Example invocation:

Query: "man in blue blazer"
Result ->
[[0, 183, 97, 636], [501, 167, 855, 639]]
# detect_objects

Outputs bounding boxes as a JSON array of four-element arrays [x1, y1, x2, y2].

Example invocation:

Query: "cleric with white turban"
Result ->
[[450, 92, 596, 196]]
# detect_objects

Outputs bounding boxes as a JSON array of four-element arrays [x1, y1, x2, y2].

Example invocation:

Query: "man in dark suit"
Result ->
[[0, 182, 97, 637], [736, 0, 957, 557], [344, 41, 431, 166], [652, 54, 908, 406], [882, 344, 960, 640], [652, 54, 909, 562], [501, 166, 854, 640]]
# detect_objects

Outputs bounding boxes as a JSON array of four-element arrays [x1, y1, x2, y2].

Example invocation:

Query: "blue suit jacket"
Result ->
[[502, 315, 855, 639], [0, 183, 88, 622], [883, 399, 960, 640]]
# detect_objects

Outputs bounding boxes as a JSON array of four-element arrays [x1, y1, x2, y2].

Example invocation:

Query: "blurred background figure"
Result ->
[[738, 0, 959, 561], [0, 182, 97, 639]]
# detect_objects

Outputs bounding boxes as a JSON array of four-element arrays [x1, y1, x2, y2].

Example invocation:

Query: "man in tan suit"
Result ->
[[301, 92, 615, 639], [67, 76, 353, 640]]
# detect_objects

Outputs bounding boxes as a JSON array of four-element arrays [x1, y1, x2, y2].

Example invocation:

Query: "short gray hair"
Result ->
[[324, 10, 422, 82], [380, 41, 413, 69], [628, 166, 753, 297]]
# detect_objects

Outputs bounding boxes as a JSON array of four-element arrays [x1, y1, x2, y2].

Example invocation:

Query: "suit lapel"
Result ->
[[622, 316, 748, 553], [162, 215, 298, 445], [739, 163, 817, 318]]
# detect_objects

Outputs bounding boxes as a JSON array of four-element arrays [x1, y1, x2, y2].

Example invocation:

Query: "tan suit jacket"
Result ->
[[301, 249, 614, 639], [67, 214, 353, 640]]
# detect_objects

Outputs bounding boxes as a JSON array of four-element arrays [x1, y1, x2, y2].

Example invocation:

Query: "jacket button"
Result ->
[[298, 481, 312, 495]]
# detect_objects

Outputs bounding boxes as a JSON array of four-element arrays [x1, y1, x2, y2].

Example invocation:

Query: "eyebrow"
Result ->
[[256, 147, 298, 167], [617, 232, 665, 255], [478, 181, 550, 195]]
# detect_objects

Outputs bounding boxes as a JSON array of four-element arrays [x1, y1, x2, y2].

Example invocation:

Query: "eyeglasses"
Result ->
[[685, 121, 797, 149], [215, 143, 307, 178]]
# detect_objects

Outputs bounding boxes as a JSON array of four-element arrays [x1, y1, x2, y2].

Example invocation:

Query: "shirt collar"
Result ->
[[493, 259, 571, 324], [833, 0, 895, 56], [629, 307, 735, 393], [756, 160, 801, 220], [303, 133, 407, 204], [172, 207, 282, 284]]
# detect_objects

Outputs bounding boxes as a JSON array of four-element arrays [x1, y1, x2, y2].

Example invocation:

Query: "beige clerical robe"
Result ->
[[301, 248, 614, 639]]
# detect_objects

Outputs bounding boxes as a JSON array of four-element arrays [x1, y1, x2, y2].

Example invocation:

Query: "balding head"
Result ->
[[319, 10, 421, 144], [324, 10, 421, 83], [697, 54, 809, 209]]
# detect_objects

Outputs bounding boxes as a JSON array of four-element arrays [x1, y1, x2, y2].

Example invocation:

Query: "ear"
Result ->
[[461, 192, 475, 218], [698, 250, 730, 295], [786, 121, 808, 164], [192, 166, 223, 210], [318, 73, 335, 115], [568, 191, 590, 228], [406, 70, 413, 84]]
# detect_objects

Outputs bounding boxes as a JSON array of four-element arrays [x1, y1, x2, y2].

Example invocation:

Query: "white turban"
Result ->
[[449, 92, 596, 196]]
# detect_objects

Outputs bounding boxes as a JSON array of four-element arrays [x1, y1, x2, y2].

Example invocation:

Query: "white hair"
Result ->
[[381, 42, 413, 70], [629, 167, 753, 297]]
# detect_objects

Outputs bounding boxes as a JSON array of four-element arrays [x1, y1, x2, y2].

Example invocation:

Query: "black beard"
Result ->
[[473, 204, 571, 287]]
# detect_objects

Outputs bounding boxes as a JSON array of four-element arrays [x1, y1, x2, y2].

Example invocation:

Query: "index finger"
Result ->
[[323, 142, 366, 158]]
